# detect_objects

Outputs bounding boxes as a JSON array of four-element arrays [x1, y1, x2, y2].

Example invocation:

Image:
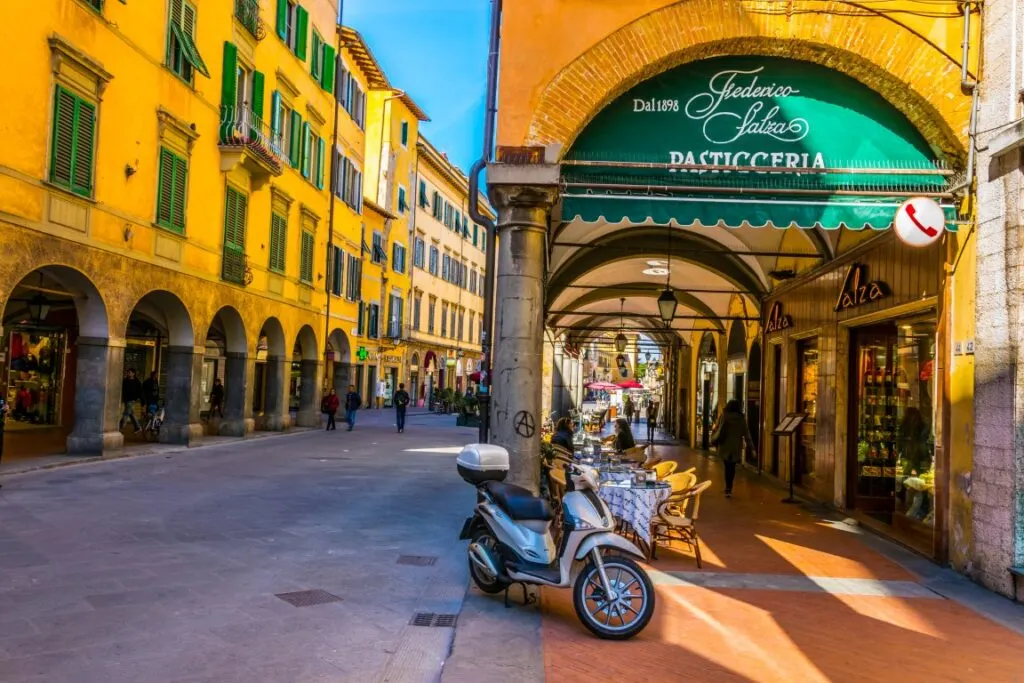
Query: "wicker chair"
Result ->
[[653, 461, 678, 480], [653, 480, 712, 567]]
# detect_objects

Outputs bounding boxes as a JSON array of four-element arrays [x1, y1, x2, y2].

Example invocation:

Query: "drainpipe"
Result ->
[[949, 1, 979, 196], [323, 0, 345, 385], [467, 0, 502, 444]]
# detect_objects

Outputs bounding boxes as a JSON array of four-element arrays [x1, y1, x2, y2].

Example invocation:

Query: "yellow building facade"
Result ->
[[0, 0, 419, 458], [488, 0, 979, 567], [406, 138, 493, 407]]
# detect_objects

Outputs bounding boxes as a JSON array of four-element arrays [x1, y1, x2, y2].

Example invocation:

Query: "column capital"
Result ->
[[486, 163, 560, 219]]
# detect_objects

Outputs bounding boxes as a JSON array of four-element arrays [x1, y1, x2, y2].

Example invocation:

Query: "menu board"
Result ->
[[772, 413, 807, 435]]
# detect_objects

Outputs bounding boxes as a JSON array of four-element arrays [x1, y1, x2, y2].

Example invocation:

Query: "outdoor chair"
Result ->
[[653, 461, 678, 480], [653, 480, 712, 567]]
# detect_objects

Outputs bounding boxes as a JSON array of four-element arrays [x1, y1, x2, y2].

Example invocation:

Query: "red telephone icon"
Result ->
[[905, 204, 939, 237]]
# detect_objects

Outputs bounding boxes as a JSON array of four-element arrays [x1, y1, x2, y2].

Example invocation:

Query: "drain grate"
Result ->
[[397, 555, 438, 567], [275, 589, 342, 607], [409, 612, 458, 628]]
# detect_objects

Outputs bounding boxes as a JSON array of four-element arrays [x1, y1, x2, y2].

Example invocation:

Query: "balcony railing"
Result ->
[[219, 105, 283, 176], [222, 247, 253, 286], [234, 0, 266, 40]]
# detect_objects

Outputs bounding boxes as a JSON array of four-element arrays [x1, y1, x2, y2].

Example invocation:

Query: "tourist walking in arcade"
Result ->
[[712, 399, 755, 498]]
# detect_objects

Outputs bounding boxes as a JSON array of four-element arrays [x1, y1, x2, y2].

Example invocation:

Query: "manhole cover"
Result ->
[[397, 555, 438, 567], [409, 612, 458, 627], [275, 589, 342, 607]]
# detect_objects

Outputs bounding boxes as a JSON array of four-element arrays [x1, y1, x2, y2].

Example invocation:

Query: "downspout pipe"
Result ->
[[950, 1, 979, 196], [324, 0, 345, 381], [468, 0, 502, 444]]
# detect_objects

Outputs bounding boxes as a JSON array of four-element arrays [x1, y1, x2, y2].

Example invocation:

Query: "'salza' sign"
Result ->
[[765, 302, 792, 333], [834, 263, 888, 312]]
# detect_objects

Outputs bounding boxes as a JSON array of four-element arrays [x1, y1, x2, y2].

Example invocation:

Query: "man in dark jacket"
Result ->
[[711, 399, 755, 497], [322, 388, 340, 431], [393, 383, 411, 433], [120, 368, 143, 432], [344, 385, 361, 432]]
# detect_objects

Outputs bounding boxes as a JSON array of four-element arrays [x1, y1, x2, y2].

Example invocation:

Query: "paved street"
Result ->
[[0, 410, 484, 683], [5, 417, 1024, 683]]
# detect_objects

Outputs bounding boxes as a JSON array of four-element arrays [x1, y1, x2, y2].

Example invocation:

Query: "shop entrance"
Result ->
[[796, 338, 819, 488], [848, 316, 937, 553]]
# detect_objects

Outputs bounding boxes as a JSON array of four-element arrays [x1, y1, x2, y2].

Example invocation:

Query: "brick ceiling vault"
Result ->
[[527, 0, 971, 166]]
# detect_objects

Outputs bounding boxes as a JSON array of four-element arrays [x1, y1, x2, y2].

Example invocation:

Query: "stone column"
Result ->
[[161, 345, 203, 445], [552, 341, 565, 418], [219, 352, 254, 437], [296, 359, 321, 427], [262, 355, 291, 431], [333, 362, 352, 392], [487, 165, 559, 493], [66, 336, 125, 455]]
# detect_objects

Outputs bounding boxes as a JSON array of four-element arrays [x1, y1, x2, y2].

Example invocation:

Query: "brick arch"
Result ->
[[527, 1, 970, 163]]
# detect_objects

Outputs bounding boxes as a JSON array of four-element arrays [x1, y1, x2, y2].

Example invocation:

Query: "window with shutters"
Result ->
[[450, 309, 457, 340], [356, 302, 365, 336], [166, 0, 209, 83], [221, 186, 248, 285], [473, 222, 479, 247], [441, 303, 448, 337], [398, 186, 407, 213], [428, 297, 437, 334], [442, 254, 450, 282], [470, 269, 478, 295], [277, 98, 294, 163], [414, 237, 425, 269], [330, 246, 343, 296], [48, 86, 96, 198], [419, 180, 428, 208], [400, 121, 409, 147], [458, 311, 464, 341], [299, 230, 314, 283], [367, 303, 380, 339], [469, 313, 475, 343], [82, 0, 103, 12], [345, 253, 360, 301], [269, 211, 287, 273], [480, 229, 487, 255], [387, 294, 403, 338], [311, 32, 323, 80], [311, 134, 325, 189], [392, 243, 406, 274], [432, 192, 442, 219], [413, 295, 422, 331], [156, 147, 189, 233], [278, 0, 307, 59], [371, 232, 385, 265], [429, 246, 439, 276]]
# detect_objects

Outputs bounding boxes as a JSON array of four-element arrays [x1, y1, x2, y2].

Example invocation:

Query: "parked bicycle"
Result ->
[[142, 403, 165, 442]]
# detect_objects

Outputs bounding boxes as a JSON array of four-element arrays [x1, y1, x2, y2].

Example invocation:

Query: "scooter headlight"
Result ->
[[566, 514, 597, 531]]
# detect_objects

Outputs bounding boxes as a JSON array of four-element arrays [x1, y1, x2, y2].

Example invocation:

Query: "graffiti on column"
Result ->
[[514, 410, 536, 438]]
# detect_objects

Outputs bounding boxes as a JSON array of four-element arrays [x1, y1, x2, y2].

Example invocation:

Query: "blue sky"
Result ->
[[344, 0, 490, 174]]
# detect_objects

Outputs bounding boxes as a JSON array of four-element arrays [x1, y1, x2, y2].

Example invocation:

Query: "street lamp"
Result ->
[[615, 297, 627, 352], [657, 287, 677, 326], [27, 293, 52, 324]]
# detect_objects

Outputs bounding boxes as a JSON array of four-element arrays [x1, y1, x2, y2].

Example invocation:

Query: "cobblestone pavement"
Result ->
[[0, 410, 486, 683], [538, 447, 1024, 683]]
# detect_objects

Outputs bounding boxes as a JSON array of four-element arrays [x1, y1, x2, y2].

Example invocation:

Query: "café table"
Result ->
[[597, 479, 672, 560]]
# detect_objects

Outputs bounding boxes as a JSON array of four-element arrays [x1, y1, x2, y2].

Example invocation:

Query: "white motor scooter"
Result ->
[[457, 444, 655, 640]]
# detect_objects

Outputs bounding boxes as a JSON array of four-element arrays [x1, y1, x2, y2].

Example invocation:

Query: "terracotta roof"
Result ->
[[363, 196, 398, 220], [339, 26, 430, 122], [417, 137, 494, 218]]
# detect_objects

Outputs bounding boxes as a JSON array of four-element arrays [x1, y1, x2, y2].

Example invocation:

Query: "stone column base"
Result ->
[[219, 418, 255, 437], [261, 413, 292, 431], [296, 409, 320, 428], [159, 422, 204, 446], [66, 431, 124, 456]]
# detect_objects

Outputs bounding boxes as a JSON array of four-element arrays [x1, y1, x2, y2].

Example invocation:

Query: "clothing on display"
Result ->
[[3, 328, 65, 428]]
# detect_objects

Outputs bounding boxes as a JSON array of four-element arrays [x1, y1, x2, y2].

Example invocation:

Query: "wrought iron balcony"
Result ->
[[234, 0, 266, 40], [222, 248, 253, 286], [218, 105, 283, 181]]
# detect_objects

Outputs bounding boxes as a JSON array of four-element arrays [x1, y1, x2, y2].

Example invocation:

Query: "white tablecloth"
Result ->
[[598, 482, 673, 547]]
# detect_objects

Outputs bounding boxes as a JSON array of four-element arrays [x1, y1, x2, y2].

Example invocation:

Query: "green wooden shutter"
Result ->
[[172, 154, 188, 231], [311, 33, 321, 79], [269, 213, 286, 272], [295, 5, 308, 60], [49, 87, 76, 189], [156, 148, 174, 227], [322, 44, 336, 93], [289, 111, 301, 168], [251, 70, 265, 118], [276, 0, 287, 39], [71, 99, 96, 196], [270, 91, 282, 138], [301, 122, 312, 178], [315, 136, 325, 189], [221, 42, 238, 111], [300, 231, 314, 282]]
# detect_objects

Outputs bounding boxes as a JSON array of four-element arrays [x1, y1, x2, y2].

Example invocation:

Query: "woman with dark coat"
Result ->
[[711, 399, 755, 497], [551, 417, 575, 455], [602, 417, 636, 453]]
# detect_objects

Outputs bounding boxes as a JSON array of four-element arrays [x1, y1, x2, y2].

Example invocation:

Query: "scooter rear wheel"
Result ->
[[468, 529, 509, 594], [573, 555, 655, 640]]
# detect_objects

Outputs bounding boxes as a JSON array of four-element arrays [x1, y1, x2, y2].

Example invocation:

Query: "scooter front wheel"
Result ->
[[468, 529, 509, 595], [573, 554, 655, 640]]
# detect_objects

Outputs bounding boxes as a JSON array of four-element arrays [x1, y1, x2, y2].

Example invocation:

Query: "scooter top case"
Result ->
[[456, 443, 509, 486]]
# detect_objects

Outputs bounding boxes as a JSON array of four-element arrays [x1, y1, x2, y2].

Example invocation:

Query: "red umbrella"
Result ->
[[585, 381, 620, 391], [616, 379, 644, 389]]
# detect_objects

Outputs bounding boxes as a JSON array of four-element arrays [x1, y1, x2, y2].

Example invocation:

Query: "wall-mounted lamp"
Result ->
[[124, 162, 137, 178], [123, 223, 134, 242]]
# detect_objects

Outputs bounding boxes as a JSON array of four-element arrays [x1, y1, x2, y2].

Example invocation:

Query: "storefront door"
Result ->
[[771, 344, 783, 477], [849, 326, 898, 520], [796, 339, 818, 488]]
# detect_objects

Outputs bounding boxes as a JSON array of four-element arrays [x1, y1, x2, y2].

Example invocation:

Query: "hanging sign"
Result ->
[[764, 302, 792, 333], [894, 197, 946, 247], [834, 263, 888, 312]]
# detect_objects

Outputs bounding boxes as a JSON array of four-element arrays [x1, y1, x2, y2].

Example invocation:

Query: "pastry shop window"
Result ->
[[4, 328, 67, 429]]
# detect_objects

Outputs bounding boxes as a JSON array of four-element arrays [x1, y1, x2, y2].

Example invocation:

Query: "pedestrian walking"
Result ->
[[344, 384, 361, 431], [646, 401, 658, 443], [208, 378, 224, 419], [142, 371, 160, 417], [623, 395, 634, 425], [393, 383, 410, 433], [119, 368, 143, 433], [322, 388, 340, 431], [711, 399, 755, 498]]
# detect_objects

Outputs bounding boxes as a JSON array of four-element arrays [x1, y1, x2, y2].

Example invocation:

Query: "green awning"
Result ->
[[560, 191, 958, 231], [172, 22, 210, 78]]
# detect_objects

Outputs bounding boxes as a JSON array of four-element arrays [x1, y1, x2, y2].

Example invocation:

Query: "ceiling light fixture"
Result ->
[[658, 224, 678, 326], [615, 297, 627, 352]]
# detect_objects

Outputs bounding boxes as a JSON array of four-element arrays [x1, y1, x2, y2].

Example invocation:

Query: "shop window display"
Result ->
[[4, 329, 66, 429]]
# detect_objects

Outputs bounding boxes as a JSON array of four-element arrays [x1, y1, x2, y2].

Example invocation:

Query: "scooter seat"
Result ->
[[483, 481, 553, 521]]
